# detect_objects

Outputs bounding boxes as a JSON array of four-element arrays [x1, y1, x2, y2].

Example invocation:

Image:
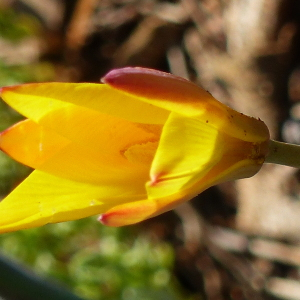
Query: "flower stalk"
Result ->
[[266, 140, 300, 168]]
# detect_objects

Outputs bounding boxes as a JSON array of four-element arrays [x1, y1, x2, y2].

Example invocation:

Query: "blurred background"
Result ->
[[1, 0, 300, 299]]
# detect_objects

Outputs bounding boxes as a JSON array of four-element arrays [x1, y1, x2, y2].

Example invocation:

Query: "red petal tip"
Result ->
[[102, 67, 187, 85], [0, 85, 22, 95], [98, 213, 120, 227], [97, 214, 105, 224]]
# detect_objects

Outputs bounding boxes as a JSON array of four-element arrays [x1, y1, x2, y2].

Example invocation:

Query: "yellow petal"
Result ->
[[103, 67, 269, 142], [147, 112, 222, 199], [0, 112, 161, 186], [0, 82, 169, 125], [147, 122, 268, 215], [0, 170, 146, 233]]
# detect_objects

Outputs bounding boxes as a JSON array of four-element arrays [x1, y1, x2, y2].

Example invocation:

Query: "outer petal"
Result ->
[[147, 112, 222, 199], [99, 199, 158, 227], [103, 67, 270, 142], [0, 86, 163, 185], [0, 170, 146, 233], [0, 82, 169, 125], [99, 190, 196, 227]]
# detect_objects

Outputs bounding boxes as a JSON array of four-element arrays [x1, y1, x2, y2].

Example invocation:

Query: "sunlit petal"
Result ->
[[99, 192, 195, 227], [0, 82, 169, 125], [0, 170, 146, 233], [147, 112, 222, 199]]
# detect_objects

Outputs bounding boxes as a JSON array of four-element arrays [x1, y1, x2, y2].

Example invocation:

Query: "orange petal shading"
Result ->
[[0, 119, 69, 167], [99, 199, 157, 227]]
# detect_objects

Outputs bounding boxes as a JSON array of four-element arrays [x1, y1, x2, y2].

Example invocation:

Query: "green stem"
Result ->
[[265, 140, 300, 168]]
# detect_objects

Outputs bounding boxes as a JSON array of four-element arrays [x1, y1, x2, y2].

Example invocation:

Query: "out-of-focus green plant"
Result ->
[[0, 7, 54, 87], [0, 8, 39, 41], [0, 220, 184, 300], [0, 60, 55, 87]]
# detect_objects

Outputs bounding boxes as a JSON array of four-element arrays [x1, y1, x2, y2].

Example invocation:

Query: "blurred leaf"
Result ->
[[0, 8, 40, 41]]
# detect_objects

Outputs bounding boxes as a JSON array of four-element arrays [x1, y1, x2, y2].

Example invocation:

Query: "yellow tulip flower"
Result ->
[[0, 67, 269, 233]]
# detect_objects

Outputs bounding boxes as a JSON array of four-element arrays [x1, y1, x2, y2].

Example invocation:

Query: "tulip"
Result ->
[[0, 67, 270, 233]]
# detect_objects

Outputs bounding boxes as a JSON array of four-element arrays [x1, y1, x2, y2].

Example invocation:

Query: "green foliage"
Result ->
[[0, 8, 39, 41], [0, 220, 182, 300], [0, 60, 55, 86]]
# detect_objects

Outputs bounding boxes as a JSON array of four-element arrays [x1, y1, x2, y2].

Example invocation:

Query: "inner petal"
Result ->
[[1, 111, 162, 186]]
